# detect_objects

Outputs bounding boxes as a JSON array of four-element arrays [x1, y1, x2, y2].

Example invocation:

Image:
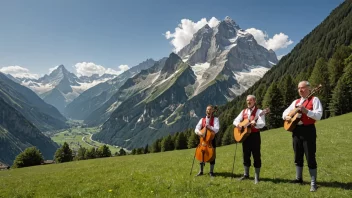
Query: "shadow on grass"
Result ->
[[260, 178, 352, 190], [214, 172, 242, 178]]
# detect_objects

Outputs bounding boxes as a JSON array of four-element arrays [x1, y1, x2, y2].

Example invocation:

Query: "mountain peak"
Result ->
[[224, 16, 236, 24], [221, 16, 240, 30]]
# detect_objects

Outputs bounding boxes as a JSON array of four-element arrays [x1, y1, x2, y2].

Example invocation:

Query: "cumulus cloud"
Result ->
[[74, 62, 106, 77], [245, 28, 293, 51], [0, 65, 39, 79], [165, 17, 220, 52], [73, 62, 129, 77], [118, 65, 130, 72]]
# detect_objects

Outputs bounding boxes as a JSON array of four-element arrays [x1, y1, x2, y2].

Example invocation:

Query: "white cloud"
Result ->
[[165, 17, 220, 52], [245, 28, 293, 51], [0, 66, 39, 79], [74, 62, 106, 77], [118, 65, 130, 72], [74, 62, 129, 77]]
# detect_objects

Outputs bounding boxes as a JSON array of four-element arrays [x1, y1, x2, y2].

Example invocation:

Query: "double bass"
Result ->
[[195, 126, 216, 163], [284, 84, 322, 132], [233, 108, 270, 142]]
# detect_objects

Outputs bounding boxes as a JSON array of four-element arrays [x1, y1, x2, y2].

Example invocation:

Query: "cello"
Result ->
[[195, 125, 216, 163], [190, 106, 218, 175]]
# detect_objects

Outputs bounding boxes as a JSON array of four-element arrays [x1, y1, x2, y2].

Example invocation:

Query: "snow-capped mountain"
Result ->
[[15, 65, 116, 113], [90, 17, 278, 149], [63, 58, 157, 120]]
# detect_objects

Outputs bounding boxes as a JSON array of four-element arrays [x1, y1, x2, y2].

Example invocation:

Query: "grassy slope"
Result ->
[[50, 127, 120, 154], [1, 113, 352, 197]]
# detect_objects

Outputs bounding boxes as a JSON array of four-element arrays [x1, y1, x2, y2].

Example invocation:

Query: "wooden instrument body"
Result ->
[[233, 107, 270, 143], [233, 119, 251, 143], [195, 127, 216, 163], [283, 108, 301, 132]]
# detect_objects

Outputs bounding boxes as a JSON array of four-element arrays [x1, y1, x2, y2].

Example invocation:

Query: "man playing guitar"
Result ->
[[233, 95, 266, 184], [282, 81, 323, 192]]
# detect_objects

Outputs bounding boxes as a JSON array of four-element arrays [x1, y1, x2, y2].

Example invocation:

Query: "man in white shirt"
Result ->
[[282, 81, 323, 192], [233, 95, 266, 184], [194, 105, 219, 177]]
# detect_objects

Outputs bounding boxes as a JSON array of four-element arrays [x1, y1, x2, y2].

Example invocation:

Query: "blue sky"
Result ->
[[0, 0, 345, 78]]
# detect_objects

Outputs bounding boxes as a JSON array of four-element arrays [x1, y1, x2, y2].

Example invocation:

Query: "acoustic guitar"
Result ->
[[234, 108, 270, 143], [283, 84, 322, 132]]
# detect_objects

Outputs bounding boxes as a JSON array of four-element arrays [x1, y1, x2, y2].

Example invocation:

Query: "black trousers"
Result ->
[[200, 136, 216, 165], [292, 124, 317, 169], [242, 132, 261, 168]]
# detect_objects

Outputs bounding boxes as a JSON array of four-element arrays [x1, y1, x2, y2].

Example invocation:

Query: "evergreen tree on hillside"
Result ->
[[84, 147, 97, 159], [161, 135, 174, 152], [175, 132, 188, 150], [262, 83, 284, 129], [76, 147, 87, 160], [328, 45, 352, 86], [54, 142, 73, 163], [187, 132, 198, 149], [136, 148, 144, 154], [221, 126, 235, 146], [309, 57, 331, 117], [254, 83, 267, 108], [280, 75, 297, 107], [118, 148, 126, 156], [13, 147, 44, 168], [151, 139, 161, 153], [96, 145, 111, 158], [330, 62, 352, 116], [144, 144, 149, 154]]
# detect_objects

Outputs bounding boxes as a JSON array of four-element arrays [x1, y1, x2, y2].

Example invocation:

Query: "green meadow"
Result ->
[[1, 113, 352, 197], [50, 127, 120, 154]]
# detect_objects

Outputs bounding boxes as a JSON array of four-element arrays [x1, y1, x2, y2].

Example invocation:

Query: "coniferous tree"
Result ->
[[329, 62, 352, 116], [118, 148, 126, 156], [76, 147, 87, 160], [221, 126, 235, 146], [187, 132, 198, 149], [175, 132, 188, 150], [85, 147, 97, 159], [280, 75, 297, 107], [144, 144, 149, 154], [136, 148, 144, 154], [308, 57, 331, 117], [161, 135, 174, 152], [151, 139, 161, 153], [54, 142, 73, 163], [262, 83, 285, 129], [328, 45, 352, 86], [96, 145, 111, 158]]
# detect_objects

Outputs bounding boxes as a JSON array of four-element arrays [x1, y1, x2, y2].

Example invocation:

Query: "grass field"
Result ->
[[50, 127, 120, 154], [1, 113, 352, 197]]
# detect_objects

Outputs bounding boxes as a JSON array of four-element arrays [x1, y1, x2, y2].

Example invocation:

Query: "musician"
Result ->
[[282, 81, 322, 192], [194, 105, 219, 177], [233, 95, 266, 184]]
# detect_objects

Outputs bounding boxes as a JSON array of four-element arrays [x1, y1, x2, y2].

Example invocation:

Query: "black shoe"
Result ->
[[291, 178, 303, 184], [238, 175, 249, 181], [196, 172, 203, 176], [310, 184, 317, 192], [209, 172, 215, 177]]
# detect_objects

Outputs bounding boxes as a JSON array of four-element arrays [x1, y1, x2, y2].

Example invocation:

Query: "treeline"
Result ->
[[11, 142, 129, 168]]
